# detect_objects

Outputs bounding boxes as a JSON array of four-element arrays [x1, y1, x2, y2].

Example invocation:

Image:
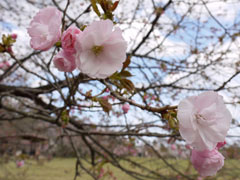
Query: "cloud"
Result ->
[[174, 0, 240, 25]]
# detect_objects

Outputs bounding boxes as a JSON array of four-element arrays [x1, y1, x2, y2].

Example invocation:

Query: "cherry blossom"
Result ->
[[61, 26, 81, 54], [16, 160, 25, 168], [105, 88, 110, 93], [191, 149, 224, 177], [177, 91, 231, 151], [171, 144, 177, 150], [27, 6, 62, 51], [122, 103, 130, 114], [0, 61, 10, 70], [75, 19, 127, 78], [53, 50, 76, 72]]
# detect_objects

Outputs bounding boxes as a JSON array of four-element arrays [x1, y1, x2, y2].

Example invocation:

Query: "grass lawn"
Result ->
[[0, 157, 240, 180]]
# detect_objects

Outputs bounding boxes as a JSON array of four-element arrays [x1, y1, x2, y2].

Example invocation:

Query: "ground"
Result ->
[[0, 158, 240, 180]]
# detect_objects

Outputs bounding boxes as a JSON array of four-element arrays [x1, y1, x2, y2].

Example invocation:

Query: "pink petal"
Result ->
[[177, 98, 195, 129], [53, 50, 76, 72], [77, 51, 100, 78]]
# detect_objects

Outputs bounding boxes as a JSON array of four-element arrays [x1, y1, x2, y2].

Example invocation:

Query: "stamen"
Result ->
[[92, 45, 103, 55]]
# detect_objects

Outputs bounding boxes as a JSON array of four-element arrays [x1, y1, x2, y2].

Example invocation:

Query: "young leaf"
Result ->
[[120, 79, 135, 92], [119, 70, 132, 77], [0, 44, 5, 52], [91, 0, 101, 17], [99, 98, 112, 113], [111, 1, 119, 11], [61, 109, 70, 126]]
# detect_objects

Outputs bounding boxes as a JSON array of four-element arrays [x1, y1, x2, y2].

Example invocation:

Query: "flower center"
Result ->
[[92, 45, 103, 56], [195, 113, 216, 126]]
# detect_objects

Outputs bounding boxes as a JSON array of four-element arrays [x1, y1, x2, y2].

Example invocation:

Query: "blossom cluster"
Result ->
[[27, 6, 127, 79], [27, 6, 232, 178], [177, 91, 232, 177]]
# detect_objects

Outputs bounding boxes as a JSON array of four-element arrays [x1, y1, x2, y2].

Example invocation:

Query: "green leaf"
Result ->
[[160, 63, 167, 72], [2, 34, 16, 46], [91, 0, 101, 17], [61, 109, 69, 125], [0, 44, 5, 52], [2, 34, 8, 45], [80, 25, 87, 31], [55, 41, 61, 47], [109, 72, 121, 80]]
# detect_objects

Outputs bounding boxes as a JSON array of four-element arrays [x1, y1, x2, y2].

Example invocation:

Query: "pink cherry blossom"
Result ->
[[105, 88, 110, 93], [53, 50, 76, 72], [61, 26, 81, 54], [143, 95, 148, 101], [75, 19, 127, 78], [27, 6, 62, 51], [16, 160, 25, 168], [191, 149, 224, 177], [103, 95, 108, 100], [151, 95, 156, 100], [171, 144, 177, 151], [185, 144, 192, 150], [0, 61, 10, 70], [122, 103, 130, 114], [177, 91, 232, 151], [98, 168, 105, 179]]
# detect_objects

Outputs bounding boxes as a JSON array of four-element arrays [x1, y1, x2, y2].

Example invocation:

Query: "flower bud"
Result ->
[[122, 103, 130, 114]]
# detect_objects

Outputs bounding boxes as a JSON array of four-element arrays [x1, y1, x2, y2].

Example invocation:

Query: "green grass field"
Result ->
[[0, 158, 240, 180]]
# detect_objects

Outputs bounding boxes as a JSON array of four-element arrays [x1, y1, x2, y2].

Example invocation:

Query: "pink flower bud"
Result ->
[[191, 149, 224, 177], [11, 33, 17, 40], [103, 96, 108, 100], [122, 103, 130, 114], [171, 144, 177, 150], [185, 144, 192, 150], [143, 95, 148, 101], [6, 46, 13, 54], [16, 160, 24, 168], [216, 141, 226, 150], [0, 61, 10, 70], [151, 95, 156, 100], [98, 168, 105, 179], [105, 88, 110, 93]]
